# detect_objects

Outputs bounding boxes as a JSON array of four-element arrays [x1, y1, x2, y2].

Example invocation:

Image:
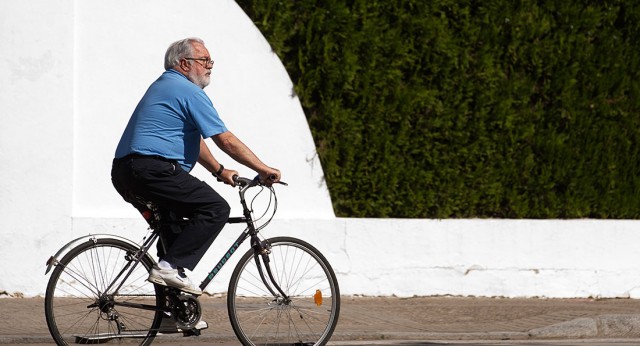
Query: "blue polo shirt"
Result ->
[[115, 69, 228, 171]]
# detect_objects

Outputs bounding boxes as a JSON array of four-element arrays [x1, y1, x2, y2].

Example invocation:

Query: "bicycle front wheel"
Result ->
[[228, 236, 340, 346], [45, 237, 163, 345]]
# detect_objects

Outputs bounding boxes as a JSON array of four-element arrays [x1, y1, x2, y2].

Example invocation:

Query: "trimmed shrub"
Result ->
[[237, 0, 640, 218]]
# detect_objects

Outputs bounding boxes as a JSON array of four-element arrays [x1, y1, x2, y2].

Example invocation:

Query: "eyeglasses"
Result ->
[[185, 57, 214, 68]]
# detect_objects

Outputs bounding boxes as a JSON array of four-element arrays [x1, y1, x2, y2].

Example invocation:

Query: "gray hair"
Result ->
[[164, 37, 205, 70]]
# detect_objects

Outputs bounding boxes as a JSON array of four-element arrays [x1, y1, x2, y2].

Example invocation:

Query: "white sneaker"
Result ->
[[148, 265, 202, 295]]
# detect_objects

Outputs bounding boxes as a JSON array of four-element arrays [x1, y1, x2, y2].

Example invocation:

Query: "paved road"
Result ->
[[3, 295, 640, 344], [14, 341, 640, 346]]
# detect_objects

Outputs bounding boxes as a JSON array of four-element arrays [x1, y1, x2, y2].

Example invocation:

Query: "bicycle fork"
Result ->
[[250, 234, 291, 304]]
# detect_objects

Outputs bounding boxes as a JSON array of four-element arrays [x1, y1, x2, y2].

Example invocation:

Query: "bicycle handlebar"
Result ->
[[232, 175, 288, 188]]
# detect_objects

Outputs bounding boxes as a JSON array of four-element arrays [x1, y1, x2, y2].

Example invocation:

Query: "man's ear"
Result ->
[[178, 59, 191, 72]]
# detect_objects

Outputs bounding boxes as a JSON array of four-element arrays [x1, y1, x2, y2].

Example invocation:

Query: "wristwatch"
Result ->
[[213, 164, 224, 177]]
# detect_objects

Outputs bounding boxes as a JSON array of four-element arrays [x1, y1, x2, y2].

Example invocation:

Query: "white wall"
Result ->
[[1, 0, 639, 299], [0, 0, 75, 294]]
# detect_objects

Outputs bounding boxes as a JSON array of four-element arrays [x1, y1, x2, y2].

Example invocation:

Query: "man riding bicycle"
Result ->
[[111, 37, 281, 295]]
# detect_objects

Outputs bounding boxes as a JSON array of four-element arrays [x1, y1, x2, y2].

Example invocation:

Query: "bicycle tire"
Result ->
[[227, 236, 340, 346], [45, 237, 163, 345]]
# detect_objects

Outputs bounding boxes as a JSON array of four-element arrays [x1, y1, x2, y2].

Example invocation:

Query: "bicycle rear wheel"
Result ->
[[228, 236, 340, 346], [45, 237, 163, 345]]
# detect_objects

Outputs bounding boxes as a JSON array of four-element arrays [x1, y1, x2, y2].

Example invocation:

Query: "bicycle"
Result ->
[[44, 175, 340, 345]]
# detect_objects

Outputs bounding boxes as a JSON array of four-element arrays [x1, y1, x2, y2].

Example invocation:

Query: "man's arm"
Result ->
[[198, 138, 240, 186], [211, 131, 281, 184], [197, 138, 222, 174]]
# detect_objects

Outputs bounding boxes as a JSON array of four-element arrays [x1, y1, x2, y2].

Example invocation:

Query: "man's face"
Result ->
[[185, 42, 213, 89]]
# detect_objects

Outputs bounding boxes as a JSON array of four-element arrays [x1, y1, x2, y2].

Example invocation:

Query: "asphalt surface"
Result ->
[[3, 295, 640, 345]]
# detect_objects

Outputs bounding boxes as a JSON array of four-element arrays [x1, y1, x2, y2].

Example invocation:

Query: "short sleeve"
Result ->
[[186, 90, 228, 138]]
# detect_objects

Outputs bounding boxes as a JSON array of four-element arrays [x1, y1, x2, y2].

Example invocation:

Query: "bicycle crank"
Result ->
[[169, 293, 202, 330]]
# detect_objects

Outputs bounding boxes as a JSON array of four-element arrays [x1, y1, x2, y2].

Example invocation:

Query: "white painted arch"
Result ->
[[71, 0, 334, 219]]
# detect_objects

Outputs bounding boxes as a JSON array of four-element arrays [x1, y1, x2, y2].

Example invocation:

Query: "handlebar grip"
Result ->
[[268, 174, 288, 186]]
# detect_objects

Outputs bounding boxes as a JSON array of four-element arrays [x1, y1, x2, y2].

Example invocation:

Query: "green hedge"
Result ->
[[237, 0, 640, 218]]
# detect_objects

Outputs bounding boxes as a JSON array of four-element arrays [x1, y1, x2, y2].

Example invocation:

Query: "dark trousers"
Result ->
[[111, 155, 230, 270]]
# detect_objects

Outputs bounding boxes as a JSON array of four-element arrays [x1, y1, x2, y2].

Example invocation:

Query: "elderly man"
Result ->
[[111, 37, 281, 295]]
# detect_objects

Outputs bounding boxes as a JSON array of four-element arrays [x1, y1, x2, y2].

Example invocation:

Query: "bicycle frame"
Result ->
[[48, 176, 290, 317], [110, 176, 288, 304]]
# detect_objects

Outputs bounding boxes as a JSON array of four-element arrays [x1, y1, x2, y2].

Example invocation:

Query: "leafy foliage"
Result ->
[[237, 0, 640, 218]]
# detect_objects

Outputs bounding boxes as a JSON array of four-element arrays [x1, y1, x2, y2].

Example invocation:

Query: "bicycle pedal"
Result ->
[[183, 329, 200, 337], [160, 318, 208, 335], [158, 317, 180, 334], [182, 328, 202, 338], [182, 320, 208, 336]]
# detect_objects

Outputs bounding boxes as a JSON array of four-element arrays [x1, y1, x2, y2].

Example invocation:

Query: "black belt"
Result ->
[[117, 153, 177, 164]]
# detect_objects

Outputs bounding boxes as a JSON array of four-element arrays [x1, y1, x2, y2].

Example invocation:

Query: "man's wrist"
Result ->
[[213, 164, 224, 177]]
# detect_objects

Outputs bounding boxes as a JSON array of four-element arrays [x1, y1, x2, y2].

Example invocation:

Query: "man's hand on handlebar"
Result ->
[[219, 168, 239, 186], [259, 168, 281, 187]]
